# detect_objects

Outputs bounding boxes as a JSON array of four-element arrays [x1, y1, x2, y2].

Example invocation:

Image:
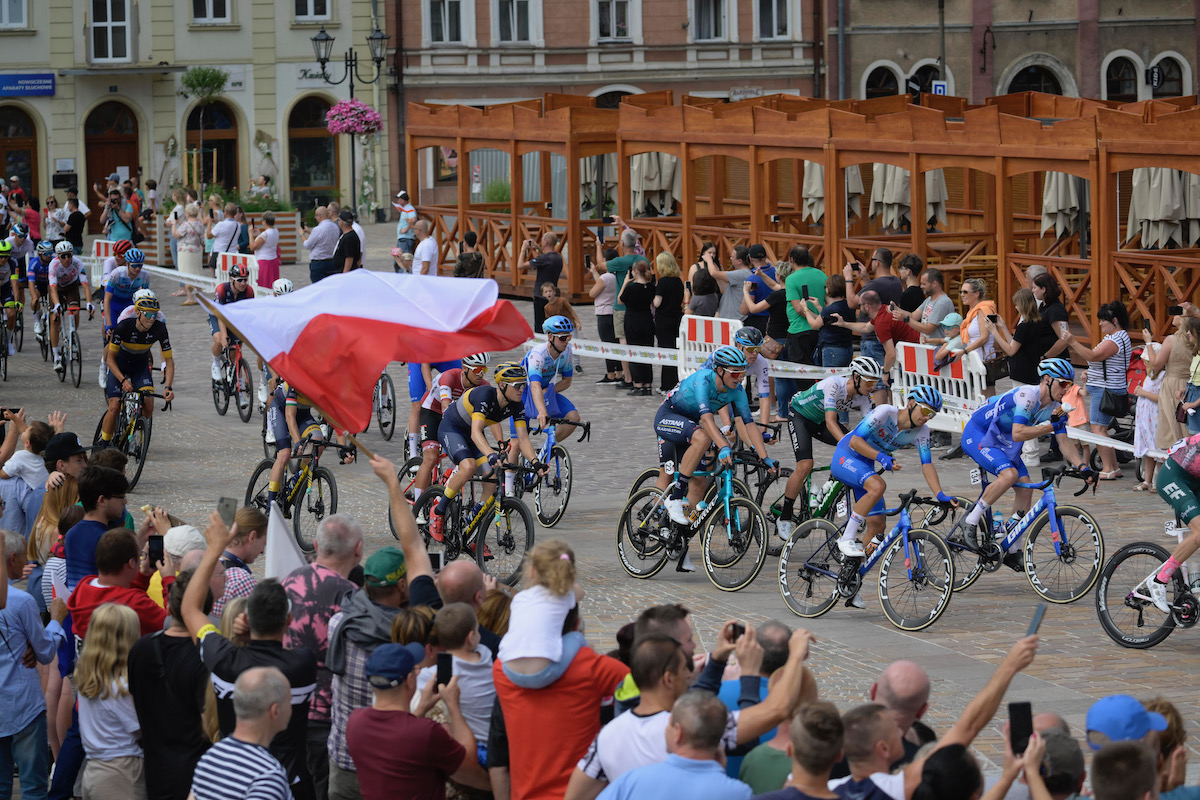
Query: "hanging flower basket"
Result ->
[[326, 99, 383, 135]]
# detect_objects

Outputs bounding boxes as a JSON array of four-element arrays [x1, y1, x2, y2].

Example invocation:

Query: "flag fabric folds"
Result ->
[[263, 500, 307, 580]]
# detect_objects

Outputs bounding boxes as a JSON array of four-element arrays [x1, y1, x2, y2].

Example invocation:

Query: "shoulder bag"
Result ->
[[1099, 337, 1130, 418]]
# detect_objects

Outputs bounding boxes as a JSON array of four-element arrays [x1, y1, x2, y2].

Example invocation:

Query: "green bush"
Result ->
[[483, 179, 511, 203]]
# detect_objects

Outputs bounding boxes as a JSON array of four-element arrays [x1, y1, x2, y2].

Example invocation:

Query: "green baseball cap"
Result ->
[[364, 547, 407, 587]]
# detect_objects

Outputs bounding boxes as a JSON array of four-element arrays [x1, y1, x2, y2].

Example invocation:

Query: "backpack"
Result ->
[[1127, 345, 1147, 396], [692, 263, 717, 295], [454, 251, 485, 278]]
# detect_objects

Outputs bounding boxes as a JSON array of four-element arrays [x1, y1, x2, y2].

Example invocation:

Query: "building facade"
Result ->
[[0, 0, 389, 222]]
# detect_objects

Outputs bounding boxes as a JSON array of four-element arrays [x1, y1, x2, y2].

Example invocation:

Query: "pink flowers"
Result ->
[[326, 99, 383, 135]]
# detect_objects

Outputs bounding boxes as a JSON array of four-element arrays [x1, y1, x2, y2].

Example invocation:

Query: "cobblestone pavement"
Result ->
[[6, 222, 1198, 780]]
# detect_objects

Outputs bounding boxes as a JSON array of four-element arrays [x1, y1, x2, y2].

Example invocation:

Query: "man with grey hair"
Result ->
[[603, 222, 649, 387], [1025, 264, 1048, 290], [190, 667, 294, 800], [282, 514, 363, 800], [302, 205, 339, 284]]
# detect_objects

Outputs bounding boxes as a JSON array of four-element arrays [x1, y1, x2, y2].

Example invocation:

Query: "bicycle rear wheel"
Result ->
[[534, 444, 572, 527], [377, 373, 397, 440], [245, 459, 276, 514], [69, 331, 81, 387], [921, 497, 984, 591], [1096, 541, 1180, 649], [755, 466, 793, 546], [616, 487, 673, 579], [877, 529, 955, 631], [234, 359, 254, 423], [0, 325, 7, 381], [475, 497, 535, 586], [293, 466, 338, 553], [628, 466, 662, 497], [124, 416, 151, 491], [38, 310, 48, 361], [701, 497, 768, 592], [388, 456, 427, 539], [1023, 504, 1104, 603], [778, 519, 842, 618]]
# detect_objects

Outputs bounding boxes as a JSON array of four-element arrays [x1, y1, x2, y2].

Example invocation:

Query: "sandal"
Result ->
[[181, 299, 199, 306], [1134, 482, 1151, 491], [170, 288, 186, 297], [1099, 469, 1124, 480]]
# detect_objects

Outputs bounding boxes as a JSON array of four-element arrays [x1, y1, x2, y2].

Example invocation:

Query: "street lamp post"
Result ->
[[311, 26, 390, 216]]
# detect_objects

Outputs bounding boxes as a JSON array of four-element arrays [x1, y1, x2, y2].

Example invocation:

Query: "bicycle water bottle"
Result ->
[[864, 533, 883, 559], [991, 511, 1005, 539], [504, 470, 515, 495], [689, 499, 707, 523], [819, 480, 835, 506]]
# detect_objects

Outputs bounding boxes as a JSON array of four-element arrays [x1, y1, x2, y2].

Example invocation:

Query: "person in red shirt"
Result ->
[[67, 528, 168, 643], [833, 289, 920, 402]]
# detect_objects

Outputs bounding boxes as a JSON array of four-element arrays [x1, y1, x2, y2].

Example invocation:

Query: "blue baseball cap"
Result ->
[[1085, 695, 1167, 750], [364, 642, 426, 689]]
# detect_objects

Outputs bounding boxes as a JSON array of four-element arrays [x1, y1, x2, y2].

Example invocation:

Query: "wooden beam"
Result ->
[[510, 138, 524, 291], [406, 132, 420, 206], [681, 142, 696, 268], [825, 144, 843, 272], [566, 139, 583, 296], [749, 146, 763, 246], [995, 155, 1015, 317], [910, 153, 927, 265]]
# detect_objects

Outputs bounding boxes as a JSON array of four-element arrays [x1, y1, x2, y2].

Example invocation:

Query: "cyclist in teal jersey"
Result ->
[[1148, 432, 1200, 611]]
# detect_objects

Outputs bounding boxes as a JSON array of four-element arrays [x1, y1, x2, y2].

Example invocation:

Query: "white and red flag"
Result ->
[[200, 271, 531, 432]]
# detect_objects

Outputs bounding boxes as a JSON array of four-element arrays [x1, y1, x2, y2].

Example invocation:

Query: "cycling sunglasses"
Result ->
[[723, 369, 746, 381], [916, 403, 938, 417]]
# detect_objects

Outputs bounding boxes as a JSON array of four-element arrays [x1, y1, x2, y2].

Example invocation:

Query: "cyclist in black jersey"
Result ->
[[266, 382, 324, 506], [101, 296, 175, 443]]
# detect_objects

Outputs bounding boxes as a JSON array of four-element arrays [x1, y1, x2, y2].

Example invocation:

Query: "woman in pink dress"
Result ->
[[249, 211, 281, 288]]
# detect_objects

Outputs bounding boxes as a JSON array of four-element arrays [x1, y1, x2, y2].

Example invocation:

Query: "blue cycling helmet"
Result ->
[[36, 241, 54, 257], [124, 248, 145, 266], [733, 326, 764, 348], [10, 223, 28, 238], [711, 345, 749, 370], [908, 384, 943, 412], [543, 315, 575, 336], [1038, 357, 1075, 381]]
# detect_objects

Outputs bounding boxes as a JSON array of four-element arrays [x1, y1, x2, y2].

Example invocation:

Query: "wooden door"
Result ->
[[84, 101, 140, 234]]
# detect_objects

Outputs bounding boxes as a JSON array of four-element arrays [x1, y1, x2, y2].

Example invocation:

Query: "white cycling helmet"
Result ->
[[849, 356, 884, 381], [272, 278, 294, 295], [133, 288, 156, 305], [462, 353, 490, 369], [54, 241, 73, 256]]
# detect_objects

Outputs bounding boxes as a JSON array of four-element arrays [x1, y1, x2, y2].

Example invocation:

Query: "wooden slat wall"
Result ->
[[726, 157, 750, 201]]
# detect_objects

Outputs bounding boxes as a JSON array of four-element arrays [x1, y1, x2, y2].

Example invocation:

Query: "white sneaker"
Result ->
[[776, 518, 795, 541], [678, 552, 696, 572], [664, 497, 689, 525], [211, 360, 223, 381], [849, 592, 866, 609], [33, 318, 41, 335], [838, 538, 865, 558], [265, 424, 276, 444], [1146, 578, 1172, 614], [54, 355, 64, 373], [257, 382, 268, 406]]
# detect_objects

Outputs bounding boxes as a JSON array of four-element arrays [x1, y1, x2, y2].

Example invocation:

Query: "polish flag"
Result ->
[[200, 271, 532, 432]]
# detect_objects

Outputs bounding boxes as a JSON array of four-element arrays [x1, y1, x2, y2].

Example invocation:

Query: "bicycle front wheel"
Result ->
[[476, 497, 535, 586], [0, 325, 7, 381], [124, 416, 151, 491], [778, 518, 842, 618], [628, 466, 662, 497], [1096, 541, 1179, 649], [293, 466, 338, 553], [38, 312, 48, 361], [212, 369, 230, 416], [878, 529, 955, 631], [754, 466, 793, 544], [377, 373, 397, 440], [245, 459, 275, 514], [234, 359, 254, 423], [388, 457, 428, 540], [1023, 504, 1104, 603], [14, 310, 23, 352], [616, 487, 672, 579], [69, 331, 82, 387], [534, 444, 573, 527], [701, 497, 768, 592]]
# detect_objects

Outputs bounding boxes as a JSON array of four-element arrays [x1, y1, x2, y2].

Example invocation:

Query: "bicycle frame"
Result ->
[[977, 472, 1065, 557], [803, 501, 923, 583]]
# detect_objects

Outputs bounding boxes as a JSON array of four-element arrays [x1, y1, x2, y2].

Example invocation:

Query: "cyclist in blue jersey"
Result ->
[[28, 241, 53, 340], [959, 357, 1091, 551], [701, 327, 773, 426], [103, 246, 149, 333], [407, 357, 463, 459], [523, 315, 581, 440], [655, 346, 778, 565], [831, 384, 955, 574]]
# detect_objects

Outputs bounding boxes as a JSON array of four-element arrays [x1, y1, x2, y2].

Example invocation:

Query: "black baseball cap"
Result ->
[[45, 432, 88, 465], [748, 244, 768, 260], [339, 209, 355, 223]]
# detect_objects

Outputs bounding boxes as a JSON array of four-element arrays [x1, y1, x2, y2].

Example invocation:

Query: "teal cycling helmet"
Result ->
[[36, 241, 54, 257], [125, 248, 145, 266], [733, 327, 764, 348], [907, 384, 943, 412], [711, 345, 749, 370], [1038, 357, 1075, 381], [543, 315, 575, 336]]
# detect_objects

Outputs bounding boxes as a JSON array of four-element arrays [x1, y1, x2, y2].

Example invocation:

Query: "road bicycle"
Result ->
[[0, 299, 22, 381], [778, 488, 956, 631], [54, 302, 90, 387], [374, 370, 397, 440], [1095, 514, 1200, 649], [410, 464, 538, 586], [245, 432, 355, 553], [936, 465, 1104, 603], [213, 340, 254, 423], [616, 453, 769, 592], [33, 295, 50, 362], [387, 447, 455, 539], [91, 388, 169, 491], [756, 463, 852, 549], [511, 417, 591, 527]]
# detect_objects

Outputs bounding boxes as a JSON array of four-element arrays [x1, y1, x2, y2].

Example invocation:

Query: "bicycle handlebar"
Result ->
[[122, 389, 171, 412], [1038, 464, 1097, 497], [530, 418, 592, 443]]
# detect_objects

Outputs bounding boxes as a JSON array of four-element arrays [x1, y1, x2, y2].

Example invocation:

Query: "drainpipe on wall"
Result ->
[[837, 0, 846, 100]]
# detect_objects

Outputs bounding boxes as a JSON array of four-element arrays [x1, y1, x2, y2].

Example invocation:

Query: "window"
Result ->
[[693, 0, 725, 40], [0, 0, 27, 27], [1153, 57, 1184, 98], [1008, 66, 1061, 95], [598, 0, 628, 40], [430, 0, 461, 43], [91, 0, 131, 63], [1106, 57, 1137, 103], [497, 0, 529, 42], [192, 0, 229, 23], [911, 64, 940, 94], [757, 0, 786, 38], [865, 67, 899, 99], [294, 0, 329, 20]]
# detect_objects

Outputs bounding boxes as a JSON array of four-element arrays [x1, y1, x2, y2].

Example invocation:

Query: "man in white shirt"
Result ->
[[302, 206, 340, 284], [206, 203, 241, 275], [413, 220, 437, 277]]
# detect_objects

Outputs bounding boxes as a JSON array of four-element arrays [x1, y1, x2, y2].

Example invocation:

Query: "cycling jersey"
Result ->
[[789, 376, 872, 426], [523, 342, 574, 387], [1168, 432, 1200, 477], [702, 350, 770, 398], [845, 405, 932, 464], [106, 266, 150, 305], [215, 281, 254, 305], [420, 369, 476, 412], [101, 256, 122, 283], [5, 236, 32, 278], [108, 316, 172, 366], [665, 368, 754, 424], [269, 384, 319, 451], [965, 386, 1054, 460], [49, 256, 88, 287], [442, 385, 527, 432], [28, 254, 51, 284], [0, 257, 13, 285], [408, 360, 462, 402]]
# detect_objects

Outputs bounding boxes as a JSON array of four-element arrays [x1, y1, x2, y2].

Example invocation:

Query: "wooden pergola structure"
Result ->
[[405, 91, 1200, 342]]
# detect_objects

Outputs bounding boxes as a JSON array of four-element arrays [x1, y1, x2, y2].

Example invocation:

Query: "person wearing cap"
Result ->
[[743, 243, 775, 333], [334, 209, 363, 274], [1086, 695, 1168, 751], [7, 175, 24, 205], [396, 190, 417, 253], [327, 546, 409, 800], [346, 642, 490, 799]]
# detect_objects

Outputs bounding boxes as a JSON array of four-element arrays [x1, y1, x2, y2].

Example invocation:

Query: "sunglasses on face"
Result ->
[[552, 334, 572, 343], [232, 278, 247, 284], [1056, 379, 1072, 390], [140, 311, 156, 319], [917, 403, 938, 417], [742, 346, 761, 356], [723, 370, 745, 381], [467, 365, 488, 375]]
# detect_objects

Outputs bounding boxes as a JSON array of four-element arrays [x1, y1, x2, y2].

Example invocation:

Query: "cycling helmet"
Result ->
[[542, 315, 575, 336], [462, 353, 490, 369], [229, 264, 250, 280], [133, 289, 156, 305], [733, 327, 764, 348], [1038, 357, 1075, 381], [850, 356, 884, 381], [36, 241, 54, 257], [493, 362, 528, 385], [113, 239, 133, 257], [0, 241, 10, 257], [907, 384, 943, 413], [711, 345, 749, 370], [272, 278, 294, 295], [10, 223, 28, 238], [54, 241, 73, 256], [134, 296, 160, 314], [124, 247, 145, 266]]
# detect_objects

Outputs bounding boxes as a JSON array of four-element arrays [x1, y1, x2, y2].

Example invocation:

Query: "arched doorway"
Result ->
[[1008, 66, 1062, 95], [865, 67, 899, 98], [186, 100, 239, 191], [0, 106, 37, 204], [287, 96, 338, 210], [84, 101, 139, 234]]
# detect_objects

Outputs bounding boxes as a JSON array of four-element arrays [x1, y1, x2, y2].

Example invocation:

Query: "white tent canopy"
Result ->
[[1041, 172, 1089, 239], [801, 162, 864, 224], [867, 165, 949, 229], [1124, 167, 1200, 249]]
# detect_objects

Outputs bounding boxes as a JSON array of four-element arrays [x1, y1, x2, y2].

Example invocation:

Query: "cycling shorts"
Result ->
[[961, 422, 1029, 480], [787, 414, 840, 463], [105, 363, 154, 399], [208, 314, 240, 342], [409, 360, 462, 401], [0, 281, 12, 305], [55, 281, 81, 308], [438, 418, 487, 466], [513, 386, 577, 435], [268, 403, 318, 451], [1157, 458, 1200, 525], [32, 280, 48, 299], [655, 405, 700, 446], [831, 451, 886, 517], [418, 407, 443, 448]]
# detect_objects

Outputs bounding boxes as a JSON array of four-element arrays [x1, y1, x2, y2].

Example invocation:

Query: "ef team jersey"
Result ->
[[523, 342, 574, 387], [443, 385, 526, 431], [665, 368, 753, 424], [790, 376, 872, 425], [966, 385, 1054, 459], [850, 405, 932, 465]]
